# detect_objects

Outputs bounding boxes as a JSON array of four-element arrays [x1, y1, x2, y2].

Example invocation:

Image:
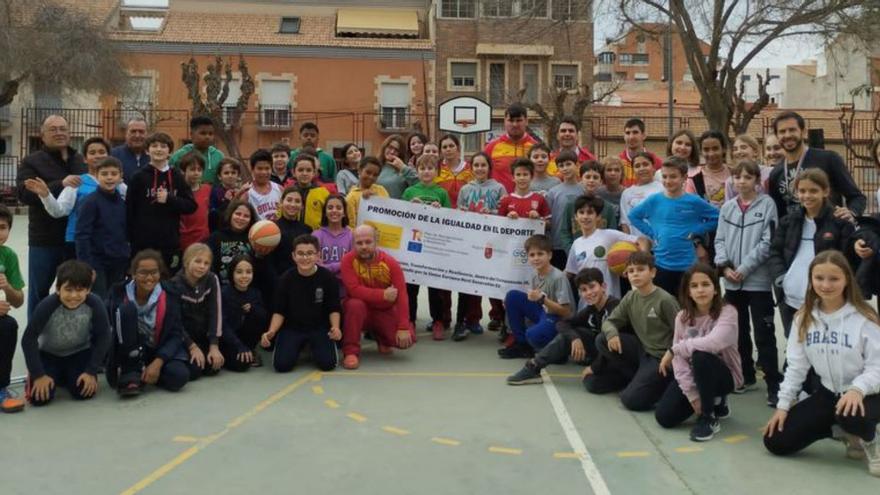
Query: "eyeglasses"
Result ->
[[294, 251, 317, 258], [135, 269, 161, 278]]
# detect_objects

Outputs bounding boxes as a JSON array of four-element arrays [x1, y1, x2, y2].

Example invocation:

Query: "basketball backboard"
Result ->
[[438, 96, 492, 134]]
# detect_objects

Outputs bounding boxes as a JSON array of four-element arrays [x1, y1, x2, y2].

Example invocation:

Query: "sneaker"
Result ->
[[732, 379, 757, 394], [431, 321, 446, 341], [690, 415, 720, 442], [507, 362, 543, 385], [713, 396, 730, 420], [117, 380, 142, 397], [377, 343, 393, 355], [465, 322, 484, 335], [863, 433, 880, 477], [766, 384, 779, 408], [342, 355, 360, 370], [488, 319, 504, 332], [844, 433, 867, 460], [0, 388, 24, 413], [498, 342, 535, 359], [497, 325, 510, 343], [452, 323, 469, 342]]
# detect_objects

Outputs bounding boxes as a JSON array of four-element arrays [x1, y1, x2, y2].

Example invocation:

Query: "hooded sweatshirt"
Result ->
[[126, 164, 197, 251], [171, 271, 222, 347], [713, 193, 778, 292], [457, 178, 507, 214], [671, 305, 744, 402], [777, 303, 880, 411]]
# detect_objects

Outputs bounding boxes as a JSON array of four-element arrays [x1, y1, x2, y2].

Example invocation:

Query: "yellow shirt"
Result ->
[[346, 184, 389, 226]]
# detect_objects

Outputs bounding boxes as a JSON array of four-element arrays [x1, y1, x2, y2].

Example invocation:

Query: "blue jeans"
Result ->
[[504, 290, 559, 350], [27, 246, 67, 319]]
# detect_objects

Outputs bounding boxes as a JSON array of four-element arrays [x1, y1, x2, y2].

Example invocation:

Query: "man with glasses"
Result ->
[[339, 225, 415, 369], [16, 115, 87, 318]]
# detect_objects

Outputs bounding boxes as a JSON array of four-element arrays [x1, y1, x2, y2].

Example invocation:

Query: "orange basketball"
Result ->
[[607, 241, 639, 276], [248, 220, 281, 256]]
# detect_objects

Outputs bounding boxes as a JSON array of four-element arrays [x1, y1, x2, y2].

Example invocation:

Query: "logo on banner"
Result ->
[[408, 229, 424, 253], [484, 242, 494, 259]]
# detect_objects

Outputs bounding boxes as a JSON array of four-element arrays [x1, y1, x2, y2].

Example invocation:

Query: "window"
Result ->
[[279, 17, 300, 34], [119, 76, 153, 125], [259, 80, 292, 129], [488, 63, 506, 106], [594, 72, 612, 82], [450, 62, 477, 90], [552, 0, 581, 21], [634, 72, 649, 81], [619, 53, 648, 65], [34, 82, 62, 109], [519, 0, 548, 17], [741, 74, 752, 82], [521, 63, 539, 102], [222, 79, 243, 127], [597, 52, 615, 64], [552, 64, 578, 90], [441, 0, 476, 18], [482, 0, 513, 17], [379, 82, 410, 130]]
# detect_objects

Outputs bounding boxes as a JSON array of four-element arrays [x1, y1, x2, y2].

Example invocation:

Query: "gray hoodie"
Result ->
[[457, 178, 507, 214], [714, 193, 778, 292]]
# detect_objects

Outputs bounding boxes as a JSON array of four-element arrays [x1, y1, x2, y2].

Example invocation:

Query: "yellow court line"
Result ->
[[119, 372, 318, 495], [488, 446, 523, 455], [324, 399, 340, 409], [674, 446, 704, 454], [323, 371, 580, 379], [553, 452, 585, 459], [723, 435, 749, 444], [616, 451, 650, 458], [431, 437, 461, 447], [381, 426, 411, 436], [171, 436, 199, 444], [312, 385, 324, 395], [347, 412, 368, 423]]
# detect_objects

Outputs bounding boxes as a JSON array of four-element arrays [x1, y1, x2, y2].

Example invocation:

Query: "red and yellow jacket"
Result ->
[[340, 250, 410, 331], [485, 133, 540, 193]]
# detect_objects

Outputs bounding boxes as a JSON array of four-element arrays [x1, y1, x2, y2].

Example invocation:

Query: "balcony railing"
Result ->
[[258, 104, 292, 130]]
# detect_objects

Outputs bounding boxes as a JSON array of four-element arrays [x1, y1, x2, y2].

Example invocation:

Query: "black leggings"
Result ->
[[724, 290, 781, 385], [764, 386, 880, 456], [583, 333, 670, 411], [0, 316, 17, 389], [655, 351, 735, 427]]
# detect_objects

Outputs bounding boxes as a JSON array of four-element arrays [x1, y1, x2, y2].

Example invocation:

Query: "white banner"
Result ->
[[358, 197, 544, 299]]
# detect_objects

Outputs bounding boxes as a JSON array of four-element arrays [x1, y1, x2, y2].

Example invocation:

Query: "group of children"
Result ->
[[2, 112, 879, 477]]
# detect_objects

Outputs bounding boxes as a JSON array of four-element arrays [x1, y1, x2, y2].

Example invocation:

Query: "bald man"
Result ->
[[339, 225, 414, 369], [16, 115, 86, 318]]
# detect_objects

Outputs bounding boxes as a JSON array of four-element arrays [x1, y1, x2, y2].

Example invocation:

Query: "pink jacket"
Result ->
[[671, 305, 744, 401]]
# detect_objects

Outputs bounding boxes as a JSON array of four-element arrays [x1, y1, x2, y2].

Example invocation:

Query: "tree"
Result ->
[[181, 56, 255, 165], [0, 0, 128, 107], [516, 82, 621, 149], [617, 0, 872, 134]]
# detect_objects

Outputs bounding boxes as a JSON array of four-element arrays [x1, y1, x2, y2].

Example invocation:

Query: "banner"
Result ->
[[358, 197, 545, 299]]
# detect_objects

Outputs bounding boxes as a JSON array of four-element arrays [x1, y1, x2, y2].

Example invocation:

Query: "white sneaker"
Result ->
[[863, 433, 880, 477]]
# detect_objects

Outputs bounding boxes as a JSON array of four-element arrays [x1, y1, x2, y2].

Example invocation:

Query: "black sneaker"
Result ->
[[488, 319, 504, 332], [732, 379, 757, 394], [498, 342, 535, 359], [452, 323, 469, 342], [767, 384, 779, 408], [507, 362, 543, 385], [497, 325, 510, 343], [690, 415, 720, 442], [713, 396, 730, 419], [117, 379, 142, 397]]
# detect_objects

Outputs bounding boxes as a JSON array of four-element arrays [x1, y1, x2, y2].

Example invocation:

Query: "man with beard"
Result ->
[[768, 111, 865, 221], [551, 116, 596, 168]]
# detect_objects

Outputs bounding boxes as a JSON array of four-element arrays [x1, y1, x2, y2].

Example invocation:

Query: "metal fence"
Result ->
[[0, 156, 19, 206]]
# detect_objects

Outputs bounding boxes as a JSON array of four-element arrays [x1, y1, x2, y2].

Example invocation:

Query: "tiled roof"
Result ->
[[109, 11, 433, 50]]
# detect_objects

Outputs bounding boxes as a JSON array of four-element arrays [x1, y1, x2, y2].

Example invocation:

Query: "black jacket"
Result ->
[[15, 146, 86, 246], [768, 147, 867, 219], [852, 215, 880, 297], [767, 204, 856, 284], [107, 280, 188, 363], [126, 165, 197, 251], [221, 284, 268, 353]]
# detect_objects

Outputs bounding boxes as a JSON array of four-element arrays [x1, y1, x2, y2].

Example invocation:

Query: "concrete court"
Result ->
[[1, 214, 879, 495]]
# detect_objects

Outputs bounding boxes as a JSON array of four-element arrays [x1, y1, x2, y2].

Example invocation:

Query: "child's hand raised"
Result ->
[[24, 177, 50, 198]]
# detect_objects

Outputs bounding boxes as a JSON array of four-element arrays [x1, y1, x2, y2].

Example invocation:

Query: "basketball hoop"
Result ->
[[454, 119, 476, 130], [439, 96, 492, 134]]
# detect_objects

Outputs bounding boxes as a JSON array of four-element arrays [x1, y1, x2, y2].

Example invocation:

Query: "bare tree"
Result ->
[[181, 56, 255, 164], [517, 82, 621, 149], [617, 0, 873, 134], [838, 82, 880, 164], [0, 0, 128, 107]]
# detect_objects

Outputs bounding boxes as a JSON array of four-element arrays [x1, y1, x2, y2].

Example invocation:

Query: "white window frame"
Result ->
[[481, 0, 514, 17], [447, 59, 480, 92], [259, 79, 293, 130], [378, 80, 412, 131], [438, 0, 476, 19], [549, 62, 581, 91], [517, 0, 548, 18], [221, 77, 244, 128], [519, 61, 541, 103], [486, 60, 508, 107]]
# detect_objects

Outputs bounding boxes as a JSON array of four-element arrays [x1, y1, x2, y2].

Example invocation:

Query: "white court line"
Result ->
[[541, 371, 611, 495]]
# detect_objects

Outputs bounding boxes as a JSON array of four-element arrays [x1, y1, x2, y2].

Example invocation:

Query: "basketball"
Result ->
[[607, 241, 639, 275], [248, 220, 281, 256]]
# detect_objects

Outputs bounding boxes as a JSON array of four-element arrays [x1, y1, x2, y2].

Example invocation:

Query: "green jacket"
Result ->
[[170, 144, 225, 185], [402, 182, 451, 208], [290, 148, 337, 182], [601, 286, 678, 358]]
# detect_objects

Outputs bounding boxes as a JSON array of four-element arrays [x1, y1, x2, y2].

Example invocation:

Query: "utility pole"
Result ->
[[666, 1, 674, 138]]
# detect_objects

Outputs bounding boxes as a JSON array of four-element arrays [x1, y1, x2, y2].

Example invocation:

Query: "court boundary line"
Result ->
[[541, 371, 612, 495], [118, 371, 318, 495]]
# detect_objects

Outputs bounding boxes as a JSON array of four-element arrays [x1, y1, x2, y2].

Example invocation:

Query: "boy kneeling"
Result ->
[[23, 261, 111, 405], [508, 268, 619, 385]]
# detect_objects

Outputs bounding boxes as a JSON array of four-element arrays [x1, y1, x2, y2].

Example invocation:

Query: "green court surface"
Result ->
[[1, 214, 878, 494]]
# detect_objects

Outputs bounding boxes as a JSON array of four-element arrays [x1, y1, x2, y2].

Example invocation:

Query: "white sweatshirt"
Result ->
[[777, 303, 880, 411]]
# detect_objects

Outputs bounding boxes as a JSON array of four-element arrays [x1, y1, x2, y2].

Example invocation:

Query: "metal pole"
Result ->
[[667, 1, 674, 138]]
